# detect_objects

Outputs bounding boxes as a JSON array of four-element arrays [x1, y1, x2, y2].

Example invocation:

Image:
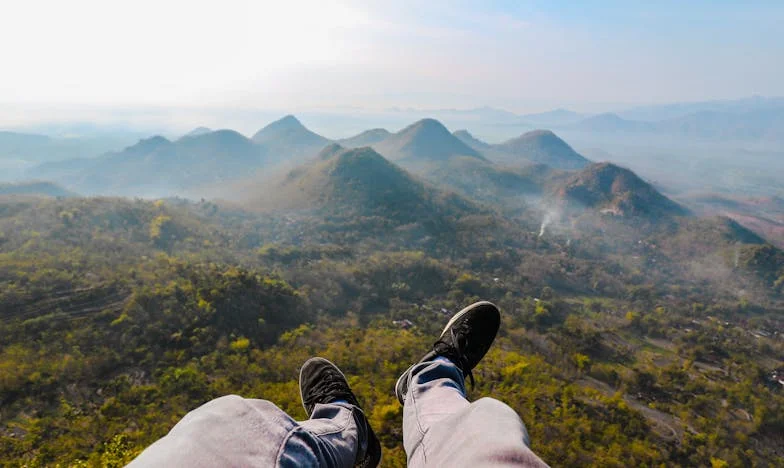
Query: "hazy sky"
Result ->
[[2, 0, 783, 113]]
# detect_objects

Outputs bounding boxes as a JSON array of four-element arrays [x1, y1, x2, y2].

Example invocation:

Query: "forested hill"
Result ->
[[373, 118, 485, 163], [553, 162, 690, 218], [493, 130, 591, 169], [0, 195, 782, 466]]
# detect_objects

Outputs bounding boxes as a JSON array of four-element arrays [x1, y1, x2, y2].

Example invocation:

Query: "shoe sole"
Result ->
[[394, 301, 498, 403], [299, 357, 349, 416]]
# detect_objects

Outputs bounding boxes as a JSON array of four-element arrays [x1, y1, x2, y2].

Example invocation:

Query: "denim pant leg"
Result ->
[[128, 394, 361, 468], [403, 360, 549, 467]]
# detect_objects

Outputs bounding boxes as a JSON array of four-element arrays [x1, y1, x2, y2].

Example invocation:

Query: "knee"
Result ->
[[473, 397, 517, 415], [210, 394, 244, 404], [201, 394, 246, 412], [196, 395, 280, 421], [471, 398, 531, 446]]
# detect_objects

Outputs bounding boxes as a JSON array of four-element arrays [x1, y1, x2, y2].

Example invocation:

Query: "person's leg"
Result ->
[[128, 394, 361, 467], [403, 358, 545, 467], [279, 400, 369, 467], [129, 357, 381, 468], [401, 357, 469, 465], [396, 301, 548, 467], [297, 357, 381, 468]]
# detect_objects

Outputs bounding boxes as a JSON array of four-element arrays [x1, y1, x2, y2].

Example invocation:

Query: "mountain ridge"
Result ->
[[452, 129, 491, 150], [338, 128, 391, 148], [373, 118, 485, 164], [493, 129, 590, 169], [248, 144, 483, 225]]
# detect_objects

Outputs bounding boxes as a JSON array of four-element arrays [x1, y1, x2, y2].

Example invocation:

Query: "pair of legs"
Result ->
[[129, 302, 548, 467]]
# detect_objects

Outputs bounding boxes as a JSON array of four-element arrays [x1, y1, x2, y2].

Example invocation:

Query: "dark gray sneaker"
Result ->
[[395, 301, 501, 405], [299, 357, 382, 468]]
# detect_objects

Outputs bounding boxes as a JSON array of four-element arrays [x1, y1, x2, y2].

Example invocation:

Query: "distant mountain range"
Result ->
[[0, 181, 77, 198], [12, 110, 776, 250], [7, 109, 781, 278], [24, 115, 689, 213], [617, 96, 784, 121], [3, 96, 781, 176], [567, 109, 784, 141], [0, 131, 137, 164], [569, 113, 655, 133], [519, 108, 586, 127], [385, 96, 784, 142], [35, 130, 266, 196]]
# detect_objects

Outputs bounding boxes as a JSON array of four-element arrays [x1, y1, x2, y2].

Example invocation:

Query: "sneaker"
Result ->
[[394, 301, 500, 405], [299, 357, 382, 468]]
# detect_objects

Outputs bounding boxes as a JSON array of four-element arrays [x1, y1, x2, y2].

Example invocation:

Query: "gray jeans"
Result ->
[[129, 359, 547, 467]]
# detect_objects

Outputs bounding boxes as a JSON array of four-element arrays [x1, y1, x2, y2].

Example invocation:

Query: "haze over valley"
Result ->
[[5, 96, 783, 247]]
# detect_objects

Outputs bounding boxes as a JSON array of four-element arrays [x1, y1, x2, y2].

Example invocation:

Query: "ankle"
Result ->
[[433, 355, 454, 365]]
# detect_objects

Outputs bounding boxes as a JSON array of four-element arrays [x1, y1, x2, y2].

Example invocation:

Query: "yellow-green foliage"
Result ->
[[0, 196, 782, 467], [149, 215, 173, 243], [229, 337, 251, 351]]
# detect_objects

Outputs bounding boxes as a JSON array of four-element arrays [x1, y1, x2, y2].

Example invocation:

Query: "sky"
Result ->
[[1, 0, 783, 114]]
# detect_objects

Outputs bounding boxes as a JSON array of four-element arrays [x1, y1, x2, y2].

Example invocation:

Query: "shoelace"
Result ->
[[433, 327, 476, 389], [304, 376, 356, 409]]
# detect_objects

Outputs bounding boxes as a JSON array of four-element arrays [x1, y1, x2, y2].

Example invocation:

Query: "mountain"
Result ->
[[250, 144, 481, 224], [619, 96, 784, 121], [656, 109, 784, 141], [338, 128, 391, 148], [182, 127, 212, 138], [0, 181, 78, 198], [452, 130, 491, 151], [388, 106, 520, 125], [553, 162, 688, 217], [373, 118, 484, 165], [252, 115, 330, 162], [520, 108, 586, 126], [421, 156, 554, 207], [569, 103, 784, 141], [493, 130, 590, 169], [0, 131, 133, 167], [0, 131, 53, 154], [569, 113, 655, 133], [32, 130, 266, 196], [681, 193, 784, 248]]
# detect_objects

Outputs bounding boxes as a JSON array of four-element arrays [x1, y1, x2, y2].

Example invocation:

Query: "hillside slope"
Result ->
[[0, 181, 78, 198], [493, 130, 590, 169], [453, 129, 491, 151], [373, 118, 484, 164], [250, 144, 481, 223], [31, 130, 266, 196], [252, 115, 330, 162], [338, 128, 391, 148], [553, 162, 688, 218]]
